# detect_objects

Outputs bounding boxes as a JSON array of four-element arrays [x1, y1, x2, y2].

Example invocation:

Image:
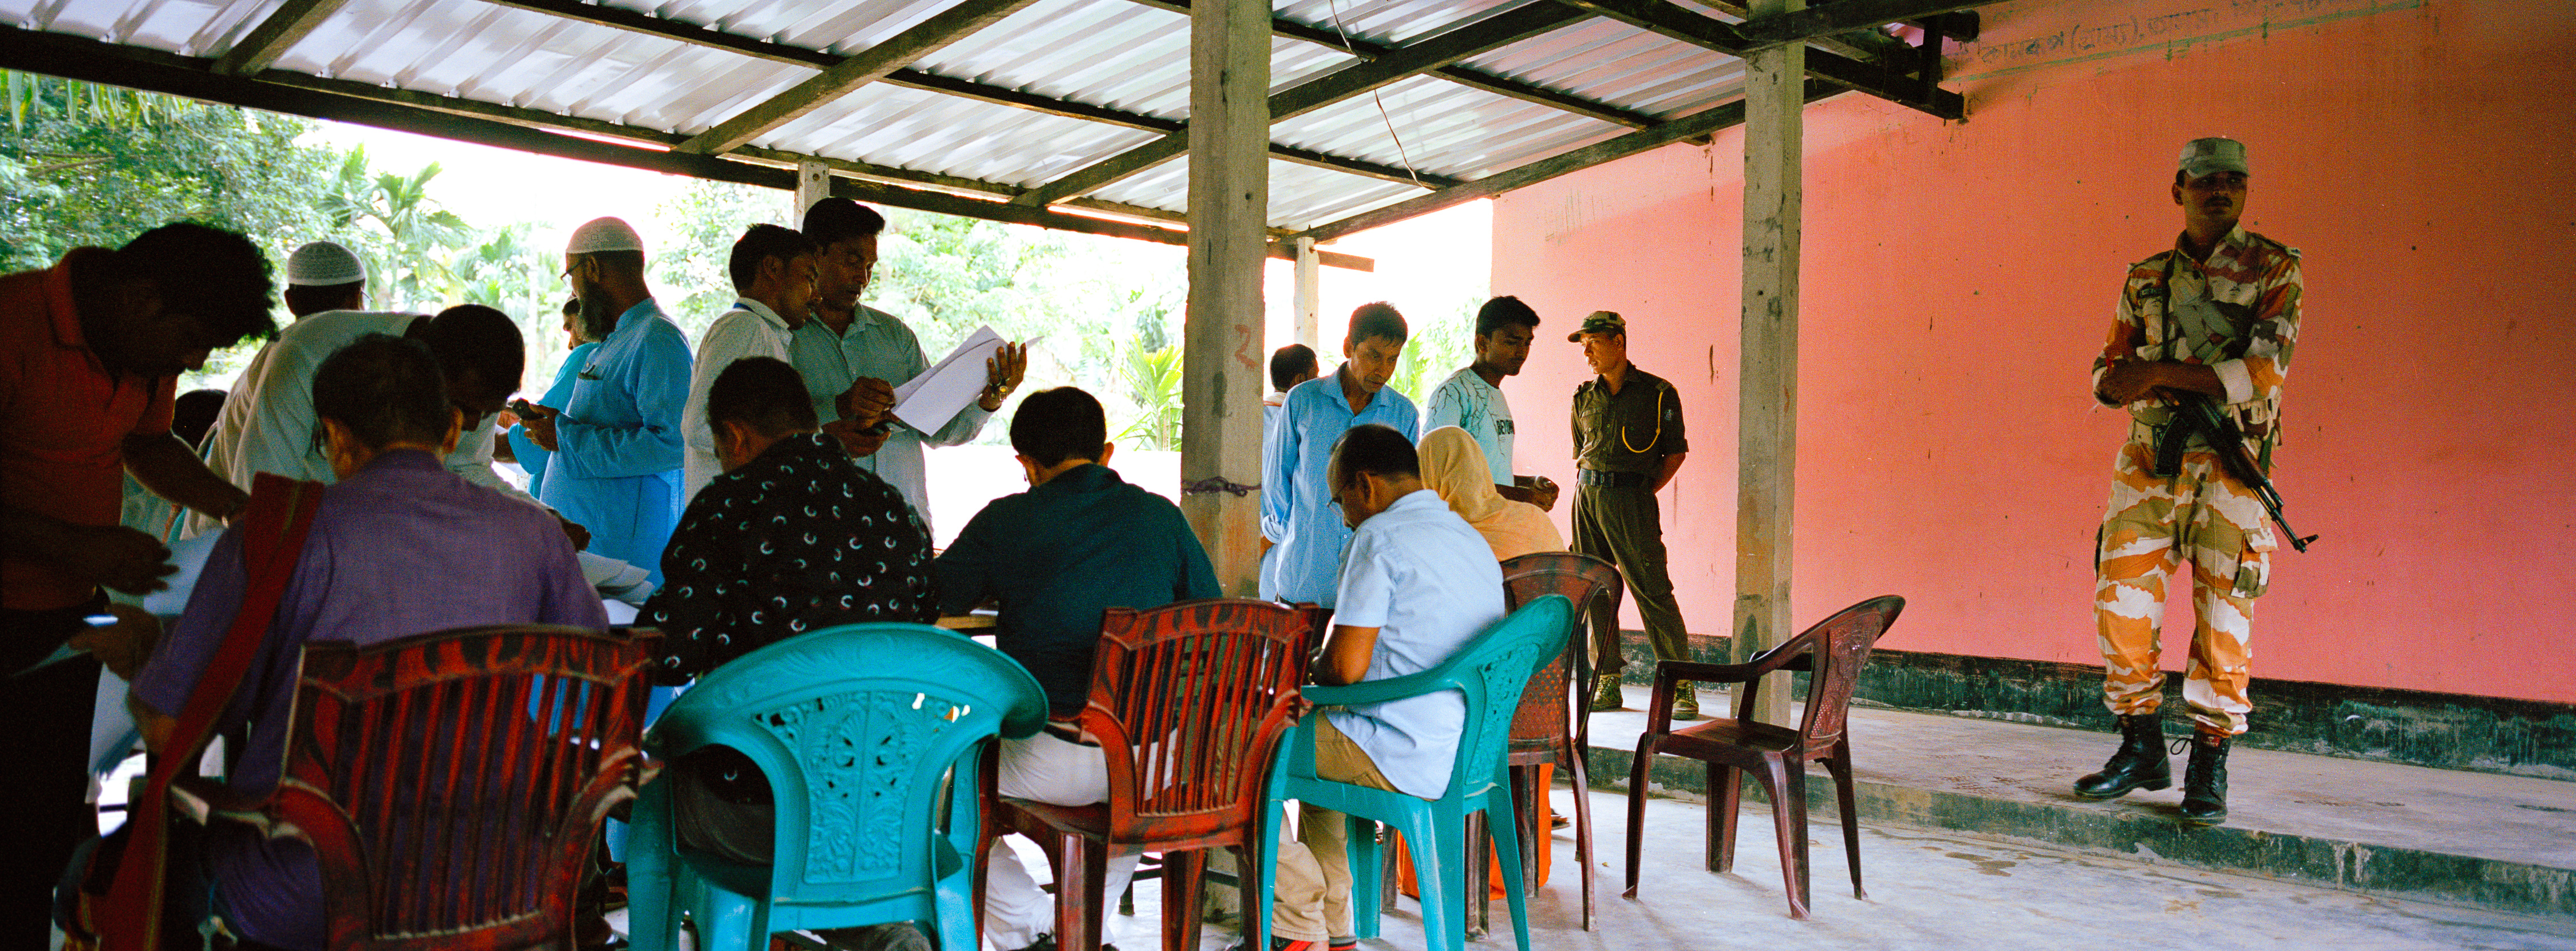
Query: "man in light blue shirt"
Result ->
[[1261, 344, 1318, 599], [680, 225, 819, 502], [1261, 303, 1417, 605], [523, 216, 691, 586], [1421, 296, 1559, 512], [790, 199, 1025, 532], [1259, 423, 1506, 951]]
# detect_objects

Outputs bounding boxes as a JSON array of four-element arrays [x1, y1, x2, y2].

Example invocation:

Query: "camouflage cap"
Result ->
[[1567, 310, 1626, 342], [2178, 137, 2250, 179]]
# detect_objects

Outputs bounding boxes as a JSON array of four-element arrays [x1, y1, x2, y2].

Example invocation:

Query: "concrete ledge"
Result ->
[[1578, 696, 2576, 921]]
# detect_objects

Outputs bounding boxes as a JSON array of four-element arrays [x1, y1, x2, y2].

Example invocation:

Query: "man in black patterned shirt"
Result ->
[[641, 355, 937, 873]]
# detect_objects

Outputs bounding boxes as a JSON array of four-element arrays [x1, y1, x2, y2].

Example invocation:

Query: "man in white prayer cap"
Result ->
[[519, 216, 692, 586], [281, 240, 369, 319]]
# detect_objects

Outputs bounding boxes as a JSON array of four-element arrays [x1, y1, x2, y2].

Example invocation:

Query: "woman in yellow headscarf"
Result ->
[[1419, 426, 1564, 560]]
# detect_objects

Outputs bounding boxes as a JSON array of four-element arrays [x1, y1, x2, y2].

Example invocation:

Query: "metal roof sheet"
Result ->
[[0, 0, 1949, 234]]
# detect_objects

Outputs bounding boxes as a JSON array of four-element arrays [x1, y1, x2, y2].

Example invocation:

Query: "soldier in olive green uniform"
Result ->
[[1566, 312, 1698, 718]]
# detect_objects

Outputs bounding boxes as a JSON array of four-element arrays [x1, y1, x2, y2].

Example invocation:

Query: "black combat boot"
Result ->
[[2179, 732, 2231, 826], [2072, 713, 2171, 799]]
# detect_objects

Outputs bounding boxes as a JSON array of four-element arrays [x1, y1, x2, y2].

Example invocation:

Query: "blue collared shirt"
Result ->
[[788, 306, 992, 532], [1260, 370, 1418, 604], [1325, 489, 1507, 799], [538, 299, 692, 584], [510, 341, 597, 500]]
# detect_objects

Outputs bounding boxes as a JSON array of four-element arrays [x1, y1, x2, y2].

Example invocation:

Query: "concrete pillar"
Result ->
[[1294, 236, 1322, 351], [795, 160, 831, 215], [1733, 0, 1804, 726], [1180, 0, 1271, 595]]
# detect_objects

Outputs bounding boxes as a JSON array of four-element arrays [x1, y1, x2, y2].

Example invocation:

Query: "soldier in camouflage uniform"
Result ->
[[2075, 137, 2302, 826]]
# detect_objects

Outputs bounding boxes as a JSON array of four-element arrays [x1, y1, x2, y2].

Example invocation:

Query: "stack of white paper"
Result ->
[[891, 324, 1006, 432]]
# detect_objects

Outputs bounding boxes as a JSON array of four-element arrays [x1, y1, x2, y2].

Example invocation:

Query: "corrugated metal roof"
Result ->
[[0, 0, 1926, 233]]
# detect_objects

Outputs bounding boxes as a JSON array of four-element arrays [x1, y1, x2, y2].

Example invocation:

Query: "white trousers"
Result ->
[[982, 732, 1141, 951]]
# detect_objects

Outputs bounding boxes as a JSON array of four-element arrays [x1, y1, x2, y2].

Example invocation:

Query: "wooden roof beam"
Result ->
[[675, 0, 1043, 155], [1555, 0, 1962, 119], [210, 0, 351, 76], [1010, 2, 1590, 208], [1733, 0, 1993, 49]]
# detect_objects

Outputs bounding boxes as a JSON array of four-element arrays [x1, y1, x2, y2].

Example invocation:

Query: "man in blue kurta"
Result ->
[[1261, 303, 1418, 605], [524, 217, 692, 585]]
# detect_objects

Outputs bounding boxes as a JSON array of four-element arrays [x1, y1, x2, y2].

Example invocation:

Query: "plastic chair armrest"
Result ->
[[1303, 665, 1457, 708], [168, 775, 282, 833]]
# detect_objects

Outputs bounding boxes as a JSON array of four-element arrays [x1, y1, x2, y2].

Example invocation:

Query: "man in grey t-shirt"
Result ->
[[1421, 296, 1558, 512]]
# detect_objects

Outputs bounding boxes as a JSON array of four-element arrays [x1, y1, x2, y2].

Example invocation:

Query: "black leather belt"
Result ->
[[1577, 469, 1647, 489]]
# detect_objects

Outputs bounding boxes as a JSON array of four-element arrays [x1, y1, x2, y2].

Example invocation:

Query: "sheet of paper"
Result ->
[[891, 324, 1005, 433]]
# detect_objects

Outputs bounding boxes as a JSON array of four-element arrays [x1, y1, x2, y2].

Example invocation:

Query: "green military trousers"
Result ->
[[1571, 482, 1692, 677]]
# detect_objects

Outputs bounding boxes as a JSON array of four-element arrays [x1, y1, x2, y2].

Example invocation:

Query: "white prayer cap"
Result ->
[[284, 240, 366, 287], [566, 216, 646, 255]]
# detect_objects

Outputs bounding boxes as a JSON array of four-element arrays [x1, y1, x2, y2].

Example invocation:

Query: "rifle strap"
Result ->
[[93, 473, 326, 951]]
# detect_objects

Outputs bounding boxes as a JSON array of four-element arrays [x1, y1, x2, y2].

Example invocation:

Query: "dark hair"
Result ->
[[1329, 423, 1418, 489], [1475, 296, 1540, 337], [801, 197, 887, 249], [1347, 302, 1408, 346], [706, 356, 819, 438], [172, 389, 226, 449], [414, 305, 524, 407], [313, 334, 451, 449], [1269, 344, 1317, 392], [728, 224, 819, 294], [112, 222, 277, 347], [283, 280, 365, 318], [1009, 387, 1108, 469]]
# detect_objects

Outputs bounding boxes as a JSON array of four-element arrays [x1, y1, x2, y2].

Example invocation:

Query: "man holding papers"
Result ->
[[791, 197, 1026, 530]]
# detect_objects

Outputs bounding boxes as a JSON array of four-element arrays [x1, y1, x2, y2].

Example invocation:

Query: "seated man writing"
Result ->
[[934, 387, 1220, 951], [130, 334, 605, 951], [1251, 423, 1506, 951]]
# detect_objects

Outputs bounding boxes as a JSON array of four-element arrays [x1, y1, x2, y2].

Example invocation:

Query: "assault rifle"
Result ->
[[2155, 394, 2317, 553]]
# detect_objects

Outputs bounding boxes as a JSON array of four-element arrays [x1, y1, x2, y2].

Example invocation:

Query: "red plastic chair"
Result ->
[[1620, 596, 1905, 920], [980, 599, 1315, 951], [1455, 553, 1622, 933], [175, 624, 657, 950]]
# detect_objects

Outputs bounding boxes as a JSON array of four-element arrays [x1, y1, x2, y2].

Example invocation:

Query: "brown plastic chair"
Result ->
[[1619, 595, 1905, 920], [173, 624, 657, 950], [1459, 552, 1622, 932], [980, 599, 1315, 951]]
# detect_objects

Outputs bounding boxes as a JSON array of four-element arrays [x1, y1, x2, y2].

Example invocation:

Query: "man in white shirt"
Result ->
[[1253, 423, 1507, 951], [680, 224, 820, 502], [1421, 296, 1557, 511], [191, 304, 527, 536]]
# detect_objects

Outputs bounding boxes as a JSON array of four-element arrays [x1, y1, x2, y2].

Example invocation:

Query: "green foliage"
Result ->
[[1116, 343, 1184, 450], [318, 147, 475, 311], [651, 179, 789, 336], [1389, 296, 1478, 403]]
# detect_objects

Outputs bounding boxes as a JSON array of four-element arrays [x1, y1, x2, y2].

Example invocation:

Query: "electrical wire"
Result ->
[[1321, 0, 1426, 189]]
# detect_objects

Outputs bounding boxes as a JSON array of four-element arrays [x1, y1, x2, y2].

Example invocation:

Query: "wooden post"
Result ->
[[1182, 0, 1271, 595], [795, 160, 831, 216], [1294, 236, 1322, 351], [1733, 0, 1804, 726]]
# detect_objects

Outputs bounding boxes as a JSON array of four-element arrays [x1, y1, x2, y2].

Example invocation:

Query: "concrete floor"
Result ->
[[1078, 786, 2576, 951]]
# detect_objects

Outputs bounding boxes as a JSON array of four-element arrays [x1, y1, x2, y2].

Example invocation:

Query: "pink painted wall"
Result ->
[[1487, 0, 2576, 704]]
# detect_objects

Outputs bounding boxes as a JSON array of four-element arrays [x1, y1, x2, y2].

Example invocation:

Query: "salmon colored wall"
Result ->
[[1487, 0, 2576, 704]]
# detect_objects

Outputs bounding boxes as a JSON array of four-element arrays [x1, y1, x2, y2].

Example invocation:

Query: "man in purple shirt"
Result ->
[[129, 334, 605, 951]]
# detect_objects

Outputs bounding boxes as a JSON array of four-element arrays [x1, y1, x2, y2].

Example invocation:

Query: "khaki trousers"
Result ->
[[1270, 717, 1404, 943]]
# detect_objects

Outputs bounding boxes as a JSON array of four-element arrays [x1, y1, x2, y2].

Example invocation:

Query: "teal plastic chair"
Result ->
[[1268, 595, 1574, 951], [626, 623, 1048, 951]]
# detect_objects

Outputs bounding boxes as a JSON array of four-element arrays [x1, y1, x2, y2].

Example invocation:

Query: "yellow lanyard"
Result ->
[[1617, 384, 1664, 454]]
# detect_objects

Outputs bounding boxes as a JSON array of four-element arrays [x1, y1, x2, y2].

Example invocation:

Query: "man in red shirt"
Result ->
[[0, 222, 276, 942]]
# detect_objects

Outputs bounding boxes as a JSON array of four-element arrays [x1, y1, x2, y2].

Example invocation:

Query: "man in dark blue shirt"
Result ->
[[938, 386, 1218, 951]]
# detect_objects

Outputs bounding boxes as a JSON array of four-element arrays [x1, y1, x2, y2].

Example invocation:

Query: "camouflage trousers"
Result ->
[[2094, 429, 2276, 738]]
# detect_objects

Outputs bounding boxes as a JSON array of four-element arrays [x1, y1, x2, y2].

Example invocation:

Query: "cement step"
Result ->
[[1577, 686, 2576, 921]]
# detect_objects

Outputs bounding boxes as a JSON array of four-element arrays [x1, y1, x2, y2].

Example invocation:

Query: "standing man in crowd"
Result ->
[[505, 298, 592, 500], [1423, 295, 1558, 512], [521, 216, 692, 585], [279, 240, 368, 321], [2075, 137, 2302, 827], [789, 198, 1025, 530], [935, 386, 1218, 951], [1263, 303, 1418, 607], [1260, 343, 1318, 599], [1257, 423, 1504, 951], [0, 222, 275, 947], [1566, 311, 1695, 718], [680, 224, 820, 502]]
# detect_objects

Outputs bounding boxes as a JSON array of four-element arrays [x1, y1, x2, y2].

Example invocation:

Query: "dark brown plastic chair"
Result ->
[[980, 599, 1315, 951], [1459, 552, 1622, 932], [1619, 595, 1905, 920], [175, 624, 657, 950]]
